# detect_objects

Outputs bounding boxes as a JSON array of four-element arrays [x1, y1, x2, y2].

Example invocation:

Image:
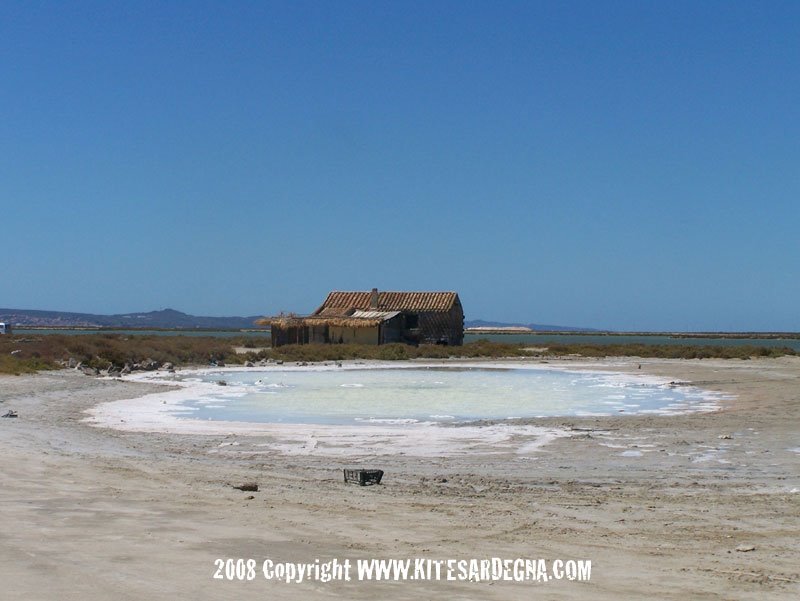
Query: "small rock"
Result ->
[[718, 434, 733, 440], [162, 362, 174, 371], [735, 544, 756, 552], [217, 380, 227, 386], [244, 361, 254, 367], [232, 483, 259, 492], [245, 495, 255, 500], [68, 357, 78, 368], [141, 358, 160, 371]]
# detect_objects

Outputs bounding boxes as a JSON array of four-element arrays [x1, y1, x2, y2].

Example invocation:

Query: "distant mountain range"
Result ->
[[0, 308, 596, 332], [0, 308, 264, 329]]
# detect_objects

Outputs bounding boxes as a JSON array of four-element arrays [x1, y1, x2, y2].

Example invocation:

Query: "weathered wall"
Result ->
[[417, 304, 464, 345], [380, 316, 405, 344], [329, 325, 379, 345], [309, 325, 328, 344]]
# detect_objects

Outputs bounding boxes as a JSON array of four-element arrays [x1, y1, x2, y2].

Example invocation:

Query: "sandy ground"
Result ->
[[0, 357, 798, 600]]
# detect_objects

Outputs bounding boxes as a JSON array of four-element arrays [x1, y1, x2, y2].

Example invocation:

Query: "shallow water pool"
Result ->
[[164, 365, 719, 425]]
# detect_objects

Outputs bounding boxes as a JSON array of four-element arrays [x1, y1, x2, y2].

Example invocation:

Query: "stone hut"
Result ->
[[265, 289, 464, 347]]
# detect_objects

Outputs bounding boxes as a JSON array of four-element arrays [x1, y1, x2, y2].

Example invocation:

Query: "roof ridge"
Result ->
[[316, 290, 459, 314]]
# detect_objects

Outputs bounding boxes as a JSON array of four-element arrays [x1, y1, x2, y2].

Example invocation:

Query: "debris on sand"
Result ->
[[1, 410, 18, 418], [232, 482, 259, 492], [343, 469, 384, 486], [735, 545, 756, 552]]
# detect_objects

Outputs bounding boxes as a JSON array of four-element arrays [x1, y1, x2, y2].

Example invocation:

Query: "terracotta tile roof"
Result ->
[[315, 291, 459, 313]]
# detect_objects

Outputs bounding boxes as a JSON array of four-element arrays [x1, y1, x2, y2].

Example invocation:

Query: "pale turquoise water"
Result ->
[[167, 366, 720, 425], [463, 332, 800, 350]]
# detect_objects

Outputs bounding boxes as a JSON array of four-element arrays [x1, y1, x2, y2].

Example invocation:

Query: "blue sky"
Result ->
[[1, 1, 798, 331]]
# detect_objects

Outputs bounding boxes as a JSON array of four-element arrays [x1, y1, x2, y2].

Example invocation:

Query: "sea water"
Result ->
[[163, 365, 719, 426]]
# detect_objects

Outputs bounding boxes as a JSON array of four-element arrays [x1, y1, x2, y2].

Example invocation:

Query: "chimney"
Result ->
[[370, 288, 379, 309]]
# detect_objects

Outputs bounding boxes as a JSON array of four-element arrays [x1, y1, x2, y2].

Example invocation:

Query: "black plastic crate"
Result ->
[[343, 469, 384, 486]]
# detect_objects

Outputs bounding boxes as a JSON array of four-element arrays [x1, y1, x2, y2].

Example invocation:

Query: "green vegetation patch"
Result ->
[[0, 334, 253, 373], [0, 334, 795, 375], [543, 343, 796, 359]]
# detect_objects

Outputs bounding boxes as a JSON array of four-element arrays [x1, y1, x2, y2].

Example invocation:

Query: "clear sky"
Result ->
[[2, 1, 798, 331]]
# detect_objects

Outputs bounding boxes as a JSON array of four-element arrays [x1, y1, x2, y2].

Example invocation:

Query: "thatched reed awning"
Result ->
[[260, 310, 401, 329], [261, 316, 383, 329]]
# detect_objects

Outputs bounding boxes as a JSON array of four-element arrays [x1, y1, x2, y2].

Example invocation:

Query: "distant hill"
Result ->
[[1, 308, 596, 332], [0, 308, 264, 329], [465, 319, 599, 332]]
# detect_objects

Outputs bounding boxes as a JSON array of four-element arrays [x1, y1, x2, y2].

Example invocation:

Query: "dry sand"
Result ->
[[0, 357, 798, 600]]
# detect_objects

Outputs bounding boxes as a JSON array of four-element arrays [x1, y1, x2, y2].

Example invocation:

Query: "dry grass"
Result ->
[[0, 334, 795, 375], [257, 340, 531, 362], [0, 334, 251, 374], [543, 343, 796, 359]]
